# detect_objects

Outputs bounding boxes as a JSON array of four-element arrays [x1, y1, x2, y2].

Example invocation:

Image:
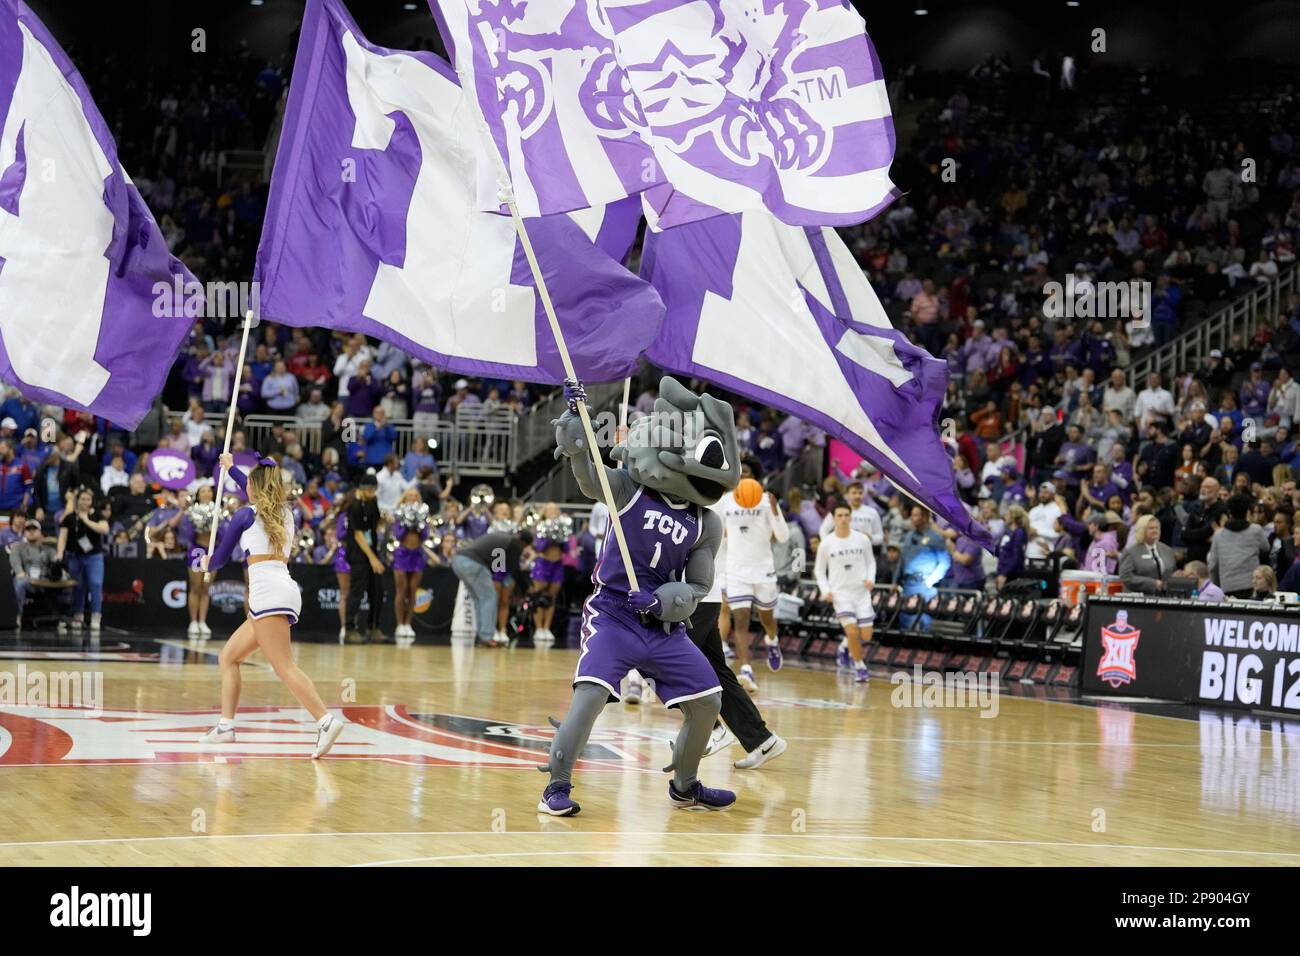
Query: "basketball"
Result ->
[[735, 477, 764, 509]]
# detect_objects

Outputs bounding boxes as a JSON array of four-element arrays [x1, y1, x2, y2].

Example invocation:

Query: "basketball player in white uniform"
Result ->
[[817, 481, 884, 549], [719, 469, 789, 692], [815, 503, 876, 683], [817, 482, 882, 667]]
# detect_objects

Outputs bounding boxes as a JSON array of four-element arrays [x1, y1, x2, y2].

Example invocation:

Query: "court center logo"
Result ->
[[0, 706, 660, 769], [1097, 610, 1141, 688]]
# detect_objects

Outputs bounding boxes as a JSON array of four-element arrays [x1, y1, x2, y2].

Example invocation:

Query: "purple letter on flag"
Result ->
[[256, 0, 663, 385], [0, 0, 200, 428]]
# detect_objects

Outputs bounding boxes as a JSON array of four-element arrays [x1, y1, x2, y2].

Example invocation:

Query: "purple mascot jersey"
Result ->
[[577, 488, 720, 707]]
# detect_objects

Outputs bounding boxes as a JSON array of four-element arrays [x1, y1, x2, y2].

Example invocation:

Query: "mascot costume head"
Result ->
[[611, 376, 741, 507]]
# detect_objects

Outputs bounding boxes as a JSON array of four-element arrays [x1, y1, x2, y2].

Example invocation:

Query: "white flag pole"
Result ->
[[618, 377, 631, 470], [460, 74, 639, 591], [203, 311, 255, 583]]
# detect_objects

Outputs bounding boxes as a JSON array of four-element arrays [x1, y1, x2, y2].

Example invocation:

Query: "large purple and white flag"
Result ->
[[431, 0, 658, 218], [434, 0, 898, 229], [642, 212, 990, 546], [256, 0, 662, 385], [0, 0, 199, 428]]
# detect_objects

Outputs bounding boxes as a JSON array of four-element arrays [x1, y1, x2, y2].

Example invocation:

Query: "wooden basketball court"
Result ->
[[0, 629, 1296, 867]]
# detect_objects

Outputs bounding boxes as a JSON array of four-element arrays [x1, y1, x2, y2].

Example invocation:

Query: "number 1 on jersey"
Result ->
[[649, 542, 662, 569]]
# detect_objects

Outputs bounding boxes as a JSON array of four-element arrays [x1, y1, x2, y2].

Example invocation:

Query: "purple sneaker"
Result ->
[[854, 662, 870, 683], [836, 644, 851, 669], [668, 779, 736, 811], [766, 639, 783, 672], [537, 781, 581, 816]]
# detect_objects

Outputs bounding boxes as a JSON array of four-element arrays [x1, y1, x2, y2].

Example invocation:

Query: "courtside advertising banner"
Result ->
[[1082, 596, 1300, 713]]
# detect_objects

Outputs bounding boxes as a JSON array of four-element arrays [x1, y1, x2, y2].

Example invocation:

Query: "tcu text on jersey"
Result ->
[[641, 508, 692, 545]]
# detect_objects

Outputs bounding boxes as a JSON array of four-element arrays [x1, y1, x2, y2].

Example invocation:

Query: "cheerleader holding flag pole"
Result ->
[[203, 311, 255, 584], [194, 451, 345, 758], [192, 311, 342, 757]]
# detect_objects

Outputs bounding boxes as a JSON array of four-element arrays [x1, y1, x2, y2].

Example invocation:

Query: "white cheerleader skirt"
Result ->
[[247, 560, 303, 625]]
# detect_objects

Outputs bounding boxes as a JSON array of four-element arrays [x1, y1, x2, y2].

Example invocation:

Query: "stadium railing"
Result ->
[[238, 406, 518, 481], [1129, 261, 1298, 389]]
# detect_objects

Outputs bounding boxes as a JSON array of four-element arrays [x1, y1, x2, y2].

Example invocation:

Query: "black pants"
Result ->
[[687, 601, 771, 752], [346, 556, 384, 631]]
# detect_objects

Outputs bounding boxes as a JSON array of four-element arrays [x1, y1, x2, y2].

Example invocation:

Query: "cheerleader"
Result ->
[[488, 500, 518, 643], [197, 453, 344, 758], [529, 502, 570, 644], [182, 482, 221, 639], [331, 490, 354, 641], [390, 487, 430, 638]]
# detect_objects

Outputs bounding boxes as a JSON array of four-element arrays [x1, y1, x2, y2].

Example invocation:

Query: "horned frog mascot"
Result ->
[[537, 376, 741, 816]]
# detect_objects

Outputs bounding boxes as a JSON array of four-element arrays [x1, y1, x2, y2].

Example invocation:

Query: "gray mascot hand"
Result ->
[[551, 409, 587, 460], [651, 581, 696, 623]]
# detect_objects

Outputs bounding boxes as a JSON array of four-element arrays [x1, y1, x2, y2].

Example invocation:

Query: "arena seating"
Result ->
[[775, 583, 1085, 687]]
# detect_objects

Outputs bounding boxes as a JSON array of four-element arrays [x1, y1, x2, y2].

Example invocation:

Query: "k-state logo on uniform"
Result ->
[[1097, 610, 1140, 688]]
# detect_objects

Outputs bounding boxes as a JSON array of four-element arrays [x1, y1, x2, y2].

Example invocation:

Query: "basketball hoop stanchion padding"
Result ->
[[204, 310, 255, 584], [451, 581, 476, 641], [459, 69, 639, 593]]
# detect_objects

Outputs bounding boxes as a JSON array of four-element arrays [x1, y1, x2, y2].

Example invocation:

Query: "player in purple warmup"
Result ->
[[538, 377, 742, 816]]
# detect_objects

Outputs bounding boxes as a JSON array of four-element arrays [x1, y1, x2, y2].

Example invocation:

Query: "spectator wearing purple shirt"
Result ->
[[197, 351, 236, 409], [1078, 463, 1121, 515], [345, 362, 384, 419], [960, 321, 998, 375], [944, 532, 986, 590], [1019, 336, 1053, 387], [778, 415, 822, 461], [1054, 424, 1096, 492], [751, 417, 786, 474], [260, 360, 300, 412], [995, 507, 1029, 588], [1049, 328, 1082, 375], [444, 378, 482, 415], [1239, 362, 1271, 418]]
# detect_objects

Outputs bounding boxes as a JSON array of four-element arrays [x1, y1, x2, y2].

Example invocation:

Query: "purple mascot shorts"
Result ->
[[575, 591, 721, 707]]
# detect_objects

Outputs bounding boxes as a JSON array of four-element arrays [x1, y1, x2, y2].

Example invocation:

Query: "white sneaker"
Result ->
[[734, 734, 786, 770], [534, 627, 554, 643], [625, 675, 642, 705], [57, 620, 68, 633], [738, 665, 758, 694], [198, 621, 212, 638], [70, 618, 82, 631], [199, 724, 236, 745], [312, 715, 345, 759], [89, 613, 101, 632], [338, 626, 347, 644], [187, 621, 201, 638], [703, 723, 737, 758]]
